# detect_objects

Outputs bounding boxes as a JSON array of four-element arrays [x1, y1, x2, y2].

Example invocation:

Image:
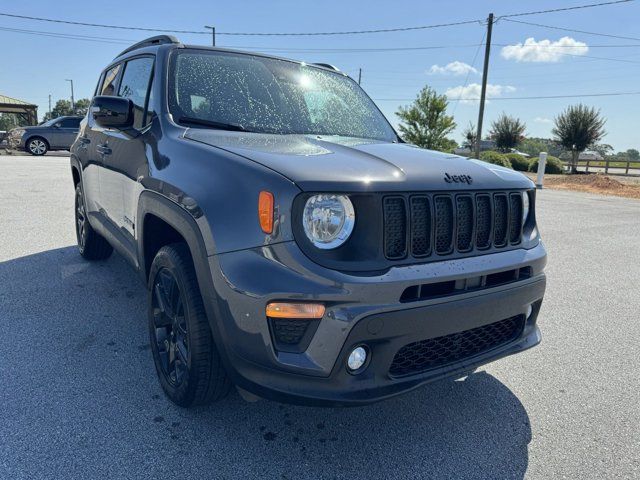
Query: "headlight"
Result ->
[[11, 128, 25, 137], [522, 191, 530, 223], [302, 194, 355, 249]]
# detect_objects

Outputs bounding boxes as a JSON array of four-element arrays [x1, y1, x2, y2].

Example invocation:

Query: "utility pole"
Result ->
[[65, 79, 75, 114], [204, 25, 216, 46], [474, 13, 494, 160], [358, 68, 362, 85], [48, 94, 52, 119]]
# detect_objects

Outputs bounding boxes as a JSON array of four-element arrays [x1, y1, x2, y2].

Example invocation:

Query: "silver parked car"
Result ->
[[8, 116, 82, 155]]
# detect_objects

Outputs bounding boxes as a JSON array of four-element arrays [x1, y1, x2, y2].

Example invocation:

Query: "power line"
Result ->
[[4, 24, 640, 57], [493, 42, 640, 49], [0, 25, 132, 44], [219, 20, 484, 36], [0, 12, 483, 36], [0, 1, 632, 37], [502, 18, 640, 42], [374, 91, 640, 102], [452, 31, 486, 115], [499, 0, 634, 19], [0, 12, 209, 34]]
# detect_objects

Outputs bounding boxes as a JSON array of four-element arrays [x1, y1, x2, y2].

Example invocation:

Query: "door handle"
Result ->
[[97, 144, 112, 156], [78, 136, 90, 145]]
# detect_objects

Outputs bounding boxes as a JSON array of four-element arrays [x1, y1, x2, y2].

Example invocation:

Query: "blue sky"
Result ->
[[1, 0, 638, 150]]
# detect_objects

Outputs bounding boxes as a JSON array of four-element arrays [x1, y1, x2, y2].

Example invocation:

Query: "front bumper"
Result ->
[[207, 241, 547, 406]]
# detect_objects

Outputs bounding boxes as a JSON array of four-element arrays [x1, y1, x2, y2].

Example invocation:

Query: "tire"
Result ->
[[75, 184, 113, 260], [27, 137, 49, 156], [148, 243, 231, 407]]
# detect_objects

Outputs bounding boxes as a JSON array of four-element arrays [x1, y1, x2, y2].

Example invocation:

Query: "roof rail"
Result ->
[[311, 63, 340, 72], [115, 35, 180, 59]]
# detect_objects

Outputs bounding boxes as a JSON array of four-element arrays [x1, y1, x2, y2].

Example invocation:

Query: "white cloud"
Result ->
[[534, 117, 553, 124], [445, 83, 516, 104], [428, 61, 478, 76], [501, 37, 588, 63]]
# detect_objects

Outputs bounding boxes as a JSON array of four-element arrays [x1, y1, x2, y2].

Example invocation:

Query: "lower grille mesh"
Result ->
[[389, 315, 525, 377]]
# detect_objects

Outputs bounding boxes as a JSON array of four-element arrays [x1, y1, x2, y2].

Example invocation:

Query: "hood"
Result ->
[[185, 130, 533, 192]]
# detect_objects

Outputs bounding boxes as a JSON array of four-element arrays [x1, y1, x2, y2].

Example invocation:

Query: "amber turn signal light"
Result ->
[[266, 302, 325, 319], [258, 191, 274, 234]]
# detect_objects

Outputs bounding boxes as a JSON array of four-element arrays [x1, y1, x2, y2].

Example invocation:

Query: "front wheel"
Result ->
[[27, 137, 48, 156], [148, 243, 231, 407]]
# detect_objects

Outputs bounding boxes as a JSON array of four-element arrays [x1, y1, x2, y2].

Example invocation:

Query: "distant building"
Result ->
[[579, 151, 604, 161], [0, 94, 38, 125]]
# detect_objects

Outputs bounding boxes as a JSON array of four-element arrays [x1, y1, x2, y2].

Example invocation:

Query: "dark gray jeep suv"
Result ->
[[70, 35, 546, 407], [11, 116, 82, 155]]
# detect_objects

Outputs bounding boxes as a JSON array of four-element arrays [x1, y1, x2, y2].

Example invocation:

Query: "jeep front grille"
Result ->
[[383, 191, 525, 261]]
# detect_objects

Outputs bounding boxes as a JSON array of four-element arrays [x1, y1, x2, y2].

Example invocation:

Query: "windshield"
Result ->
[[169, 49, 397, 141]]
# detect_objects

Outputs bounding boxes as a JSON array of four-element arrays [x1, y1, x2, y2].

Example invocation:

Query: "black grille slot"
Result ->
[[389, 315, 526, 377], [410, 196, 431, 257], [486, 269, 518, 286], [399, 265, 534, 303], [493, 194, 509, 247], [271, 318, 309, 345], [475, 194, 492, 249], [456, 196, 474, 252], [434, 196, 454, 254], [509, 193, 523, 244], [383, 197, 407, 259]]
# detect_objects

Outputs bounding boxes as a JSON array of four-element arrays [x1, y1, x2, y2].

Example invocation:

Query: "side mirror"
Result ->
[[91, 96, 133, 129], [52, 123, 61, 129]]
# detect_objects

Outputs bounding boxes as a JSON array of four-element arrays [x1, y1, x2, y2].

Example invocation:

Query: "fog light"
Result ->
[[526, 304, 533, 318], [347, 346, 368, 372]]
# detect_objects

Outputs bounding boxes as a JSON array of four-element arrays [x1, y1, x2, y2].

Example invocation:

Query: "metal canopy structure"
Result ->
[[0, 94, 38, 125]]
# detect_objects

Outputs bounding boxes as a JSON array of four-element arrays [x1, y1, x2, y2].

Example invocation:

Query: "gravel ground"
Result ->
[[1, 155, 638, 479]]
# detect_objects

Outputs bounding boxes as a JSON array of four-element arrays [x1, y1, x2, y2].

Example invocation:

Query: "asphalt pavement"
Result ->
[[0, 154, 638, 479]]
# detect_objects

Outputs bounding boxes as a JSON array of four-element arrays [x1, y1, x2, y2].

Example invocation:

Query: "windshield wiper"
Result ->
[[178, 116, 251, 132]]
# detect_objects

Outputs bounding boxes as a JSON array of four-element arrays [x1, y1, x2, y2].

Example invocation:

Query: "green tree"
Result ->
[[552, 104, 606, 174], [395, 86, 456, 151], [519, 137, 564, 158], [626, 148, 639, 161], [461, 122, 477, 149], [74, 98, 91, 115], [489, 113, 526, 152], [44, 98, 91, 121], [591, 143, 613, 158], [0, 113, 28, 131]]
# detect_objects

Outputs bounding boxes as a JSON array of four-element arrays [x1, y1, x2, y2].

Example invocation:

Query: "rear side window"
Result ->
[[118, 57, 154, 129], [59, 118, 81, 128], [101, 64, 121, 96]]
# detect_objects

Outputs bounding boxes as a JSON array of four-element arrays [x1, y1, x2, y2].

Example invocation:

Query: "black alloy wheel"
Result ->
[[148, 243, 231, 407], [151, 268, 190, 387], [75, 184, 88, 253], [74, 183, 113, 260]]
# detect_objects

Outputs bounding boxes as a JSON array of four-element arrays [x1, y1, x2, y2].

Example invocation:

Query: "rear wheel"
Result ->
[[75, 184, 113, 260], [27, 137, 48, 156], [148, 243, 231, 407]]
